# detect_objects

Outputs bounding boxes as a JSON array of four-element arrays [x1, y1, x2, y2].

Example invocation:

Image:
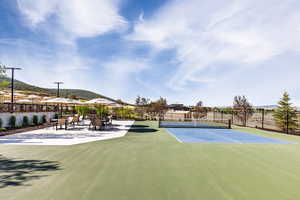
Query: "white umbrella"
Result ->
[[68, 99, 84, 104], [17, 99, 32, 103], [27, 94, 41, 99], [41, 98, 73, 104], [42, 97, 83, 104], [14, 93, 26, 97], [109, 103, 123, 108], [84, 98, 115, 105]]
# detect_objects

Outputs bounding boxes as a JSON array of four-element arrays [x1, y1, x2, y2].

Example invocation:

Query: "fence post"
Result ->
[[262, 109, 265, 129], [286, 109, 289, 134], [244, 110, 247, 127]]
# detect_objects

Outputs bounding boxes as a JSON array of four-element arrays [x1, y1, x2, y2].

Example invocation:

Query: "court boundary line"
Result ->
[[165, 128, 183, 143], [167, 128, 241, 144]]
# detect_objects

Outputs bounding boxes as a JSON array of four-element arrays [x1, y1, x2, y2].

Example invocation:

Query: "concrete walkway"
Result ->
[[0, 120, 134, 145]]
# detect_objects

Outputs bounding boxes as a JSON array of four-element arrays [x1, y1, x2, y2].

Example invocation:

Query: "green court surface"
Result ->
[[1, 121, 300, 200]]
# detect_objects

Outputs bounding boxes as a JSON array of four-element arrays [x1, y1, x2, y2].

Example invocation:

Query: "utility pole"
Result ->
[[4, 67, 22, 113], [54, 82, 63, 117], [54, 82, 63, 97]]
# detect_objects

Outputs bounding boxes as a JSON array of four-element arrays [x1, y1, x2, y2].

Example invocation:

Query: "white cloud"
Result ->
[[128, 0, 300, 92], [17, 0, 127, 40], [0, 39, 93, 89], [98, 58, 150, 100]]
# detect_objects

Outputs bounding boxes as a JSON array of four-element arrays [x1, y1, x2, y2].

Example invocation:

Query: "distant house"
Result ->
[[167, 104, 190, 111], [164, 110, 191, 120]]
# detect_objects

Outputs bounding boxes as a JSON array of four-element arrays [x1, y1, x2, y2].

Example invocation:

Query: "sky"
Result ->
[[0, 0, 300, 106]]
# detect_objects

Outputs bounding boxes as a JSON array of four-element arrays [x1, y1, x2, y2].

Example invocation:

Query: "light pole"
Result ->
[[54, 82, 63, 97], [4, 67, 22, 113]]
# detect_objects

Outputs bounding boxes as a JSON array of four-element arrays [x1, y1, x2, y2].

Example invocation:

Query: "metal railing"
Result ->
[[0, 103, 76, 113]]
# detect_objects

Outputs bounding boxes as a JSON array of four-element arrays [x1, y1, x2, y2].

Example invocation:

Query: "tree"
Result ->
[[135, 95, 141, 106], [95, 105, 109, 118], [147, 97, 167, 119], [0, 63, 8, 89], [0, 63, 6, 76], [135, 96, 150, 119], [233, 96, 253, 126], [196, 101, 203, 107], [193, 101, 206, 119], [75, 106, 91, 118], [273, 92, 298, 133]]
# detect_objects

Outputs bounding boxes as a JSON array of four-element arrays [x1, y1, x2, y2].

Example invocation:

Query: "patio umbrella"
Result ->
[[84, 98, 115, 105], [109, 103, 123, 108], [17, 99, 32, 103], [41, 97, 74, 104], [41, 97, 83, 105], [27, 94, 42, 99]]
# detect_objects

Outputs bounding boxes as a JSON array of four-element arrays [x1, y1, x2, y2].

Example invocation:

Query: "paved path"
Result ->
[[0, 120, 134, 145]]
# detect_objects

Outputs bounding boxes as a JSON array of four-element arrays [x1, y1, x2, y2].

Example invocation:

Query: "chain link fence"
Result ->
[[205, 109, 300, 134]]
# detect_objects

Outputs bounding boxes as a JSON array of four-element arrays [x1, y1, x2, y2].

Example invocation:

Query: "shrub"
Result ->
[[42, 115, 47, 124], [0, 118, 2, 128], [22, 116, 29, 127], [9, 115, 16, 129], [33, 115, 39, 126], [0, 128, 6, 132]]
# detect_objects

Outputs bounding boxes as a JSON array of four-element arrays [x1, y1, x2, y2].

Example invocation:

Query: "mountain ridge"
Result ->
[[0, 76, 123, 103]]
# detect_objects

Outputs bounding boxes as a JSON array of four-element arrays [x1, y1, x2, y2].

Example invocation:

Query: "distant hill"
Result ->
[[0, 76, 120, 102], [254, 105, 278, 110]]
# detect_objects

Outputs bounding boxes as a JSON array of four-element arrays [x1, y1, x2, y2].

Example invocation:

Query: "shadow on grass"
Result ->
[[127, 125, 149, 128], [129, 128, 158, 133], [0, 155, 61, 189]]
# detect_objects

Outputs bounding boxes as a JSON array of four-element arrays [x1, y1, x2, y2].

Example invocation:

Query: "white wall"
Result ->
[[0, 112, 56, 127]]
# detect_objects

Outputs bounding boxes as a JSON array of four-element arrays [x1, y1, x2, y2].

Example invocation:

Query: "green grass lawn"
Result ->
[[1, 121, 300, 200]]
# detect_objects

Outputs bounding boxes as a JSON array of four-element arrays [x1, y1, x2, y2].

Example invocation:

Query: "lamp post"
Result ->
[[4, 67, 22, 113]]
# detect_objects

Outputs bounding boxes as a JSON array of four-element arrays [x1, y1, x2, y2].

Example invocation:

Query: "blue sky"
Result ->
[[0, 0, 300, 106]]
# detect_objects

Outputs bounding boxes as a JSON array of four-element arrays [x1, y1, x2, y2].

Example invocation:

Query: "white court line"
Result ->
[[165, 128, 183, 143], [165, 128, 241, 144]]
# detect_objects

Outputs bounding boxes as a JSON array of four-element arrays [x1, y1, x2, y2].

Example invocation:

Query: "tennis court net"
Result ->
[[159, 118, 232, 129]]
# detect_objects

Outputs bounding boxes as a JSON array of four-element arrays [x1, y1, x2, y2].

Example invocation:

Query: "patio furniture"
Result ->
[[56, 118, 67, 130], [67, 117, 76, 129], [89, 118, 103, 130]]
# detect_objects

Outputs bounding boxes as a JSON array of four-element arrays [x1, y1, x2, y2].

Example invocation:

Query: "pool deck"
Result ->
[[0, 120, 134, 145]]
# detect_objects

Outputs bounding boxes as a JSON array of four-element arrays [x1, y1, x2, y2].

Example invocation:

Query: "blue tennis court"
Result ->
[[166, 128, 292, 144]]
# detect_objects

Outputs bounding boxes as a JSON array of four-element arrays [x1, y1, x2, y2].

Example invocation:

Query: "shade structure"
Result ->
[[109, 103, 123, 108], [41, 97, 77, 104], [27, 94, 42, 99], [84, 98, 116, 105], [16, 99, 33, 103]]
